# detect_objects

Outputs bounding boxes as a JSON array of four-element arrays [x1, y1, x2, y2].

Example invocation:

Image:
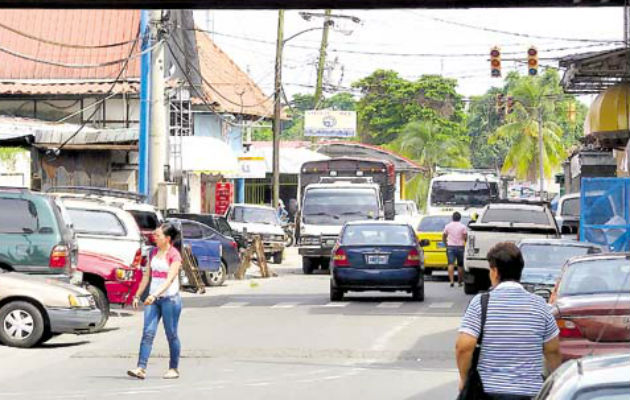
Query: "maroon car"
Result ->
[[550, 253, 630, 361]]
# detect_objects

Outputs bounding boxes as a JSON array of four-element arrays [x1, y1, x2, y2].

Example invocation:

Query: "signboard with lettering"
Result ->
[[304, 110, 356, 137]]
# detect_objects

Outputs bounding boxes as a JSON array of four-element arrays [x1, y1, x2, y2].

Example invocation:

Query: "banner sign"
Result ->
[[234, 156, 266, 179], [304, 110, 356, 137]]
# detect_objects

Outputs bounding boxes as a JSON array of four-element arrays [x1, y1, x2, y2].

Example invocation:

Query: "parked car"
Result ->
[[394, 200, 421, 228], [0, 270, 101, 348], [0, 187, 79, 283], [416, 214, 470, 275], [167, 217, 240, 284], [168, 212, 245, 249], [554, 193, 580, 236], [518, 239, 602, 301], [536, 353, 630, 400], [77, 251, 142, 331], [167, 219, 225, 287], [47, 186, 164, 246], [464, 200, 560, 294], [226, 204, 286, 264], [330, 221, 430, 302], [549, 253, 630, 361]]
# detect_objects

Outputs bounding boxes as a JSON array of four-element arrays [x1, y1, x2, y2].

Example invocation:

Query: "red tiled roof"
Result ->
[[194, 29, 274, 118], [0, 10, 141, 81]]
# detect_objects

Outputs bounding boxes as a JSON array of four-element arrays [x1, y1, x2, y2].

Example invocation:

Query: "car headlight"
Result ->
[[68, 294, 93, 308], [301, 236, 320, 246], [275, 234, 285, 242], [115, 268, 134, 281]]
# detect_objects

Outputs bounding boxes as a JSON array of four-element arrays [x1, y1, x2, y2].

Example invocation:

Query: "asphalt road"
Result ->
[[0, 248, 473, 400]]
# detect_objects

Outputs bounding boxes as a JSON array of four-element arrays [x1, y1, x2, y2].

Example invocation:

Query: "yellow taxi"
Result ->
[[416, 214, 470, 275]]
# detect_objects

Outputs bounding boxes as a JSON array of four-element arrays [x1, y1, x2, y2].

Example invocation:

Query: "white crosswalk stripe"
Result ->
[[376, 302, 404, 309], [271, 302, 299, 309], [429, 302, 453, 309], [220, 302, 249, 308], [318, 302, 350, 308]]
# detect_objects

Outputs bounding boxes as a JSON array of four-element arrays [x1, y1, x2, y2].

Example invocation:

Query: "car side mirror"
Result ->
[[419, 239, 430, 247]]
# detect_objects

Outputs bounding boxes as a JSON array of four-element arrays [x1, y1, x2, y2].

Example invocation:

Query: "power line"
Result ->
[[0, 21, 138, 49], [411, 12, 624, 44]]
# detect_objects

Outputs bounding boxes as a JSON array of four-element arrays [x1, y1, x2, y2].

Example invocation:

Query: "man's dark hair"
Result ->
[[452, 212, 461, 222], [486, 242, 524, 282]]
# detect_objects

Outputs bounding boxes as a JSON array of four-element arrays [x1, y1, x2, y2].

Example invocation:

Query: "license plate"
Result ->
[[366, 255, 388, 264]]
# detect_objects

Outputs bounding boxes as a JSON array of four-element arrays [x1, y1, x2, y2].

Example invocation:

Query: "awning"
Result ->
[[175, 136, 238, 174], [253, 146, 329, 174]]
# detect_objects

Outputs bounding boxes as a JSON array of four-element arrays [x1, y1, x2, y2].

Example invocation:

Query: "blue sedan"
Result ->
[[330, 221, 429, 302]]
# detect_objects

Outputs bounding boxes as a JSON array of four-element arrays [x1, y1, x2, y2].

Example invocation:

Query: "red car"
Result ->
[[79, 251, 143, 331], [550, 253, 630, 361]]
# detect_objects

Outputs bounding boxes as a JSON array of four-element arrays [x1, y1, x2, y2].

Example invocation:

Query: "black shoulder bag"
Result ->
[[457, 293, 490, 400]]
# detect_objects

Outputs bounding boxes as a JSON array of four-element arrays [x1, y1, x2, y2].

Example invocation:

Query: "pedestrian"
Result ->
[[455, 242, 562, 400], [127, 222, 183, 380], [277, 199, 288, 222], [443, 211, 467, 287]]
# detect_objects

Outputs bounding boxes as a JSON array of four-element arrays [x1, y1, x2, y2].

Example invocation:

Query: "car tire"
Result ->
[[86, 284, 109, 332], [0, 301, 45, 348], [203, 262, 227, 287], [272, 251, 283, 265], [302, 257, 314, 275], [330, 282, 344, 302], [412, 284, 425, 302], [464, 281, 479, 295], [423, 268, 433, 276]]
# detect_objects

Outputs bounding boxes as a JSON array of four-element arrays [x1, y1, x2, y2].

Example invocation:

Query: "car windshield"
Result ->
[[232, 207, 279, 225], [66, 208, 126, 236], [521, 244, 596, 269], [129, 211, 160, 230], [481, 208, 550, 225], [558, 258, 630, 297], [395, 203, 410, 216], [418, 215, 470, 232], [430, 180, 498, 206], [561, 198, 580, 217], [342, 225, 414, 246], [302, 188, 379, 225]]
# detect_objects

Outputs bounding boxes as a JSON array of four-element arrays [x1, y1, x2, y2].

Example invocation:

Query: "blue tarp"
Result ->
[[580, 178, 630, 252]]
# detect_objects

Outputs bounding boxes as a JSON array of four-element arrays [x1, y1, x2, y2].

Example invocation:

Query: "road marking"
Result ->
[[319, 302, 349, 308], [376, 302, 404, 309], [271, 302, 299, 309], [370, 317, 416, 352], [220, 302, 249, 308], [429, 302, 454, 309]]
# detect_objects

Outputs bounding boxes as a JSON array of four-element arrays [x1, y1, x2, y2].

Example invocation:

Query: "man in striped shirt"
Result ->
[[455, 242, 562, 399]]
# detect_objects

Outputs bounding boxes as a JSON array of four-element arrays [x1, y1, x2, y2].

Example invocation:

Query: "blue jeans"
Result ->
[[137, 294, 182, 369]]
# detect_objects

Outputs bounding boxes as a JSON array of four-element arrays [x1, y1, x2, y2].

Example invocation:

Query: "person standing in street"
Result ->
[[443, 211, 467, 287], [127, 223, 183, 380], [455, 242, 562, 399]]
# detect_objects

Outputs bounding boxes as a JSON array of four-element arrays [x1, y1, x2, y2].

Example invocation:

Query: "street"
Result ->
[[0, 248, 470, 400]]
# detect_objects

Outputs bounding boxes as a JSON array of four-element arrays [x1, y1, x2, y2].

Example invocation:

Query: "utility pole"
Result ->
[[149, 10, 167, 204], [138, 10, 151, 197], [538, 108, 544, 200], [272, 10, 284, 210], [314, 9, 332, 109]]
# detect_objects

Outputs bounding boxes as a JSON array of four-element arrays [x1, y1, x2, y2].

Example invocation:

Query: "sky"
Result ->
[[193, 7, 625, 103]]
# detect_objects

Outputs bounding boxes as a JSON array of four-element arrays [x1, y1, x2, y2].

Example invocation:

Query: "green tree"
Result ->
[[352, 70, 467, 145], [467, 88, 510, 170], [490, 70, 568, 181], [387, 120, 470, 209]]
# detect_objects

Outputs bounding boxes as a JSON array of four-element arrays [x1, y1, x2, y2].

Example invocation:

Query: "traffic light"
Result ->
[[490, 47, 501, 77], [527, 46, 538, 76], [496, 93, 505, 115], [506, 96, 514, 114]]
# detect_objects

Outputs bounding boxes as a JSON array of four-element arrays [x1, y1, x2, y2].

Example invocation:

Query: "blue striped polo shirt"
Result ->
[[459, 281, 559, 397]]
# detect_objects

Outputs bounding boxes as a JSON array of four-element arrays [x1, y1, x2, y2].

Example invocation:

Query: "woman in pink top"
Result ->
[[127, 223, 183, 380], [442, 212, 468, 288]]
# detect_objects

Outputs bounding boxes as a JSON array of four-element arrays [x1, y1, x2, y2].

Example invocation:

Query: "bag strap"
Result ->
[[470, 292, 490, 369]]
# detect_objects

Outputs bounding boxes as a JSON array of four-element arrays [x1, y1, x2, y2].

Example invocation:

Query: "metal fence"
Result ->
[[580, 177, 630, 252]]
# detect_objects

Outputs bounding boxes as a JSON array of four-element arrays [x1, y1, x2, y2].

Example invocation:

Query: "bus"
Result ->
[[426, 168, 500, 216]]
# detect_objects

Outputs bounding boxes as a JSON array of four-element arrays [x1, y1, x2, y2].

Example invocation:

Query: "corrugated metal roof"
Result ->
[[194, 30, 274, 118], [0, 80, 140, 95], [0, 10, 141, 80]]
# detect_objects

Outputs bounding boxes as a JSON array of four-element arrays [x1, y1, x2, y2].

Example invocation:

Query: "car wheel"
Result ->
[[302, 257, 314, 275], [330, 281, 344, 302], [85, 284, 109, 332], [272, 251, 283, 265], [412, 284, 425, 302], [204, 262, 227, 287], [0, 301, 45, 348], [423, 268, 433, 276], [464, 281, 479, 295]]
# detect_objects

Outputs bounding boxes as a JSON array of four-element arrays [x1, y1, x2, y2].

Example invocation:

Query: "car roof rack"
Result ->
[[46, 186, 146, 202]]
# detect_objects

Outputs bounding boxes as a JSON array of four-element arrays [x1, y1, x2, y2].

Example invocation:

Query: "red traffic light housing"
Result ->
[[490, 46, 501, 78], [527, 46, 538, 76]]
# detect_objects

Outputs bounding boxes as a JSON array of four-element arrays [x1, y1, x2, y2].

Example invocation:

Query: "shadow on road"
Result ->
[[39, 340, 91, 349]]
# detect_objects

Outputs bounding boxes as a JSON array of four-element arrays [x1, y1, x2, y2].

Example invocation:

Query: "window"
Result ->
[[482, 208, 550, 225], [129, 211, 160, 230], [342, 225, 414, 246], [561, 198, 580, 217], [302, 188, 380, 225], [0, 198, 39, 234], [521, 245, 595, 269], [217, 219, 232, 236], [430, 180, 498, 206], [575, 386, 630, 399], [201, 224, 219, 239], [67, 208, 126, 236], [418, 215, 470, 232], [182, 222, 203, 239], [232, 207, 279, 225], [558, 258, 630, 296]]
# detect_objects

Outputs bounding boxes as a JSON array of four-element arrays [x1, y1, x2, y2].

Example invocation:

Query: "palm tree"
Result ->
[[490, 75, 566, 182], [387, 120, 470, 208]]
